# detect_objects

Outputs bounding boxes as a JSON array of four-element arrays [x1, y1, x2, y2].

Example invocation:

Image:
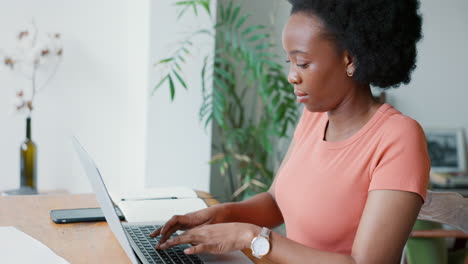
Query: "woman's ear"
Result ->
[[343, 51, 355, 77]]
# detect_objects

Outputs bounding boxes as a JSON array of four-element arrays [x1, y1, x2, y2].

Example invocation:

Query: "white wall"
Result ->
[[145, 1, 215, 192], [0, 0, 149, 195], [389, 0, 468, 133]]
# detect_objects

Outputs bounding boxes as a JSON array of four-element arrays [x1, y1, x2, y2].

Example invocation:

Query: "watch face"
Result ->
[[252, 236, 270, 256]]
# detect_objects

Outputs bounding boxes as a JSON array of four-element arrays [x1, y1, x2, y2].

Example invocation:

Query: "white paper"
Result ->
[[114, 186, 198, 202], [118, 198, 208, 223], [0, 227, 69, 264]]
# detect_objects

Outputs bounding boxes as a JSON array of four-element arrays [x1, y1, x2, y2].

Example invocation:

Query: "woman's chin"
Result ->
[[304, 103, 327, 113]]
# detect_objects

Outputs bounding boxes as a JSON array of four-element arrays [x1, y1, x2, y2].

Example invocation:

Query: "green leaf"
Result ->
[[203, 113, 213, 129], [214, 22, 224, 29], [174, 62, 182, 71], [214, 67, 234, 83], [224, 30, 231, 43], [231, 32, 238, 50], [175, 1, 196, 19], [168, 75, 175, 101], [177, 55, 186, 63], [199, 98, 212, 117], [200, 0, 211, 16], [214, 56, 230, 65], [262, 60, 282, 70], [274, 104, 286, 121], [224, 1, 233, 23], [262, 134, 273, 153], [271, 93, 281, 106], [156, 57, 174, 65], [213, 76, 230, 93], [212, 88, 225, 127], [239, 37, 247, 54], [152, 75, 169, 95], [235, 14, 250, 29], [177, 9, 187, 20], [194, 29, 214, 37], [213, 105, 225, 127], [280, 120, 288, 136], [230, 5, 241, 24], [201, 56, 208, 94], [175, 1, 195, 6], [255, 62, 264, 79], [173, 70, 187, 90], [219, 1, 225, 20], [258, 52, 278, 58], [241, 25, 265, 36], [247, 33, 270, 42], [255, 43, 273, 50]]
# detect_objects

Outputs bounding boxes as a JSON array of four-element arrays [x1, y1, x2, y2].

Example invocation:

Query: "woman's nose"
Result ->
[[288, 71, 301, 85]]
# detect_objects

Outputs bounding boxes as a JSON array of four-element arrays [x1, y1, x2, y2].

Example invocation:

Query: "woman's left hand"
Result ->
[[156, 223, 261, 255]]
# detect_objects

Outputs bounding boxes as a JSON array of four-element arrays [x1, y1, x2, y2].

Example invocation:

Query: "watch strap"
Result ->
[[260, 227, 271, 238]]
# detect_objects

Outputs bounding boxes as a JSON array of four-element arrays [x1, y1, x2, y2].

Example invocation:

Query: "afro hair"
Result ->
[[288, 0, 423, 88]]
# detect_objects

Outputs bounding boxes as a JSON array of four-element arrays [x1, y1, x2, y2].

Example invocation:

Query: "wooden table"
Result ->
[[411, 229, 468, 239], [0, 193, 273, 264]]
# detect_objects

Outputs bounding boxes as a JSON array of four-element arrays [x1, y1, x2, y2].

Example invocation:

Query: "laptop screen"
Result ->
[[72, 137, 139, 264]]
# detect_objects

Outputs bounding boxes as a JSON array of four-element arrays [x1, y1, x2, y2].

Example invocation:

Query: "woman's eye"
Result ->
[[285, 60, 308, 69]]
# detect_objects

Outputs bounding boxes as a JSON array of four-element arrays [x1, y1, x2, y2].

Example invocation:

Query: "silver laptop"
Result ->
[[72, 137, 253, 264]]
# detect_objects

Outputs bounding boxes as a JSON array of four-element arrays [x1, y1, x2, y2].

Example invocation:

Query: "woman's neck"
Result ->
[[325, 85, 382, 142]]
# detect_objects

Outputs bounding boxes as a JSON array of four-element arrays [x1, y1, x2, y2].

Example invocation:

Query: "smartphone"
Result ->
[[50, 207, 125, 224]]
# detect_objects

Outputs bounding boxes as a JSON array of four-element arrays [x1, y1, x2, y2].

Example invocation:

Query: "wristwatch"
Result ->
[[250, 227, 271, 258]]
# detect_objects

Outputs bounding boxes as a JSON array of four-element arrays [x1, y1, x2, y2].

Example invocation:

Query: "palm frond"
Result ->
[[153, 0, 299, 201]]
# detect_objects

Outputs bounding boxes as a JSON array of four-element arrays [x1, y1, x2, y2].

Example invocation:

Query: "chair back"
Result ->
[[402, 190, 468, 264], [418, 190, 468, 233]]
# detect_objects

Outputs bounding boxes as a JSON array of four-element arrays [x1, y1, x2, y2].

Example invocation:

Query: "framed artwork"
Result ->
[[424, 128, 466, 173]]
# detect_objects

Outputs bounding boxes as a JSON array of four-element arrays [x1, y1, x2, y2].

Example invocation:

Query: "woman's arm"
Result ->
[[222, 192, 284, 228], [160, 189, 422, 264]]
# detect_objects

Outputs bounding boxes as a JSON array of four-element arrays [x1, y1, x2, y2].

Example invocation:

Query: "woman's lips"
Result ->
[[296, 95, 309, 103], [295, 91, 309, 103]]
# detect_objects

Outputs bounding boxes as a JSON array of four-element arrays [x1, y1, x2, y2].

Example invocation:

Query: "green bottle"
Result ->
[[20, 117, 37, 190]]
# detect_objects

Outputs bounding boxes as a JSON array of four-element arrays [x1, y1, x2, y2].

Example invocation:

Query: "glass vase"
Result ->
[[20, 117, 37, 191]]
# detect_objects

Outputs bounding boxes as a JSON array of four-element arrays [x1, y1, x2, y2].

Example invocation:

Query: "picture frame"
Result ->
[[424, 127, 466, 173]]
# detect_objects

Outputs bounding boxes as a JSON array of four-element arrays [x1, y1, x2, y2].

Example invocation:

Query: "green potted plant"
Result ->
[[153, 0, 298, 201]]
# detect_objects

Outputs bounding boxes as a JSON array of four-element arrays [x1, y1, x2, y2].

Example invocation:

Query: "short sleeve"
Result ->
[[369, 116, 431, 201]]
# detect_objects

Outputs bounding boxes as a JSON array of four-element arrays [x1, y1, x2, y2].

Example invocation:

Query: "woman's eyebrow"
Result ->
[[288, 49, 309, 55]]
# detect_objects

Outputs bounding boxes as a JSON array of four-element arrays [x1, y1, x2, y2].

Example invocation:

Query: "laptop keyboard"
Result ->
[[124, 225, 204, 264]]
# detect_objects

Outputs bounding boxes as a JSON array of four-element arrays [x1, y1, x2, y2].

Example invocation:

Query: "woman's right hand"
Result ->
[[149, 204, 228, 248]]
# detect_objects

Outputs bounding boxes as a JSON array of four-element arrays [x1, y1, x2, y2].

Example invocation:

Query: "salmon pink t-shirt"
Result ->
[[273, 104, 430, 255]]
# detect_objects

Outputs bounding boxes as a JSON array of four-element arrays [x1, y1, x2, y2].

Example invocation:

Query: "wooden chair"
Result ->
[[401, 190, 468, 264]]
